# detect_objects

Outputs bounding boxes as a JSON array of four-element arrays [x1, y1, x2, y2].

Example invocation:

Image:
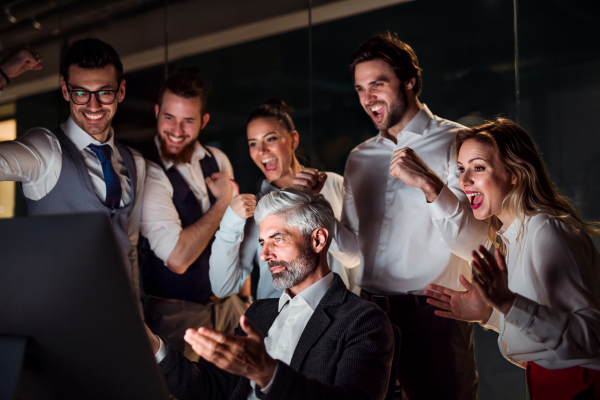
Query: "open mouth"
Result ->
[[466, 191, 484, 209], [261, 157, 278, 172], [83, 112, 105, 123], [369, 104, 384, 122]]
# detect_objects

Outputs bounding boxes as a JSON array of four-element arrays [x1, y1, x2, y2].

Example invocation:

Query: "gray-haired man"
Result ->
[[146, 187, 394, 400]]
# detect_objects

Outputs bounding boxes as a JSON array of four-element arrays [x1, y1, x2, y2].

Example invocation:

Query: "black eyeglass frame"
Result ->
[[66, 82, 121, 105]]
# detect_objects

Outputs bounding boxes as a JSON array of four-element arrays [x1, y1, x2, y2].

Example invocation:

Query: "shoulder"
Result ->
[[429, 114, 466, 134], [527, 214, 584, 246], [205, 145, 230, 163], [335, 290, 392, 331], [18, 127, 60, 150]]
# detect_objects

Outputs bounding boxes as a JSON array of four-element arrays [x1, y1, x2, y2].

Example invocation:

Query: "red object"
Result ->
[[526, 361, 600, 399]]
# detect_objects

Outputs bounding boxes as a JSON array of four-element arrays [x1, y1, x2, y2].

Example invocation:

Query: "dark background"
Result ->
[[3, 1, 600, 398]]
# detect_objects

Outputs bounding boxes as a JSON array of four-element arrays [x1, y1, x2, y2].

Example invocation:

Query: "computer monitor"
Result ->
[[0, 214, 169, 400]]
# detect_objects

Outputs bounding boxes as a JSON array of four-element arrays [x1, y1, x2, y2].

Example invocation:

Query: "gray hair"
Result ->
[[254, 187, 335, 246]]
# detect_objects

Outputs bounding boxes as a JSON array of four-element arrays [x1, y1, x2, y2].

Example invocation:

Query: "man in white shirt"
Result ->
[[145, 187, 394, 400], [330, 33, 484, 399], [139, 67, 246, 361], [0, 39, 146, 303]]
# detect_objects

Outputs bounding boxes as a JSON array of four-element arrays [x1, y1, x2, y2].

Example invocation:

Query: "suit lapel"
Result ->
[[289, 274, 346, 369]]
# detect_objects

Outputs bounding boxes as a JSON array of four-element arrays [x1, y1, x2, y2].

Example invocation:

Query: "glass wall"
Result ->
[[9, 1, 600, 398]]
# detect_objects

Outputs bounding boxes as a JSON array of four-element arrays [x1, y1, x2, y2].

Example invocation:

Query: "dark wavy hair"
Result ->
[[349, 32, 423, 96], [247, 98, 308, 165], [61, 38, 123, 84], [158, 66, 210, 114]]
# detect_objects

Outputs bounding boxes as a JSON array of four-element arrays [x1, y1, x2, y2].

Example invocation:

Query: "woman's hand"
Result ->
[[425, 275, 493, 323], [470, 246, 516, 316], [230, 181, 256, 220], [293, 168, 327, 194]]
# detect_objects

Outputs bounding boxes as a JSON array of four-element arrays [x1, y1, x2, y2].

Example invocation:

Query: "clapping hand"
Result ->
[[293, 168, 327, 194], [425, 275, 493, 323], [184, 315, 277, 388], [389, 147, 443, 203], [470, 246, 516, 316]]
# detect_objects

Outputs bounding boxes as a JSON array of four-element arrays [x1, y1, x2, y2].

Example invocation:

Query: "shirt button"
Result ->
[[278, 345, 284, 350], [288, 317, 295, 323], [386, 198, 392, 204], [383, 222, 388, 228]]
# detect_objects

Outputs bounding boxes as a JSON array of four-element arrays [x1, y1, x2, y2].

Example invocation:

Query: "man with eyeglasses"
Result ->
[[0, 38, 146, 305]]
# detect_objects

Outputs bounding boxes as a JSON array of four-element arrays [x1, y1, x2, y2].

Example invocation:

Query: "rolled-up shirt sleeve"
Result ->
[[140, 161, 181, 264], [503, 220, 600, 361]]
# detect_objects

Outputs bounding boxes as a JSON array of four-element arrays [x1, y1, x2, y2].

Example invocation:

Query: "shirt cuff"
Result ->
[[480, 308, 502, 331], [155, 336, 167, 363], [255, 363, 278, 397], [428, 185, 460, 219], [505, 293, 539, 331]]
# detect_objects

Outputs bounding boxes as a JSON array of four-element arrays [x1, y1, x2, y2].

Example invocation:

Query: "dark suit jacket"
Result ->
[[159, 274, 394, 400]]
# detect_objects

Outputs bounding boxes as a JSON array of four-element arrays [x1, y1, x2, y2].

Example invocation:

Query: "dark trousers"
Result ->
[[361, 290, 478, 400]]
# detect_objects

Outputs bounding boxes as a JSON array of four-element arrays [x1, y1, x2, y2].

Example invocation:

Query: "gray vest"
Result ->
[[24, 127, 138, 279]]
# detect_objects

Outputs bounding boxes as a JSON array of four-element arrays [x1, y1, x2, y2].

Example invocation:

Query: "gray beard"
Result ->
[[270, 239, 318, 291]]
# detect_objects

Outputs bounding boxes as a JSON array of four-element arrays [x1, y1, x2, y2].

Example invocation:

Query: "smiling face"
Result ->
[[247, 116, 299, 188], [62, 64, 125, 142], [258, 214, 318, 290], [353, 59, 407, 132], [458, 139, 517, 226], [155, 90, 210, 164]]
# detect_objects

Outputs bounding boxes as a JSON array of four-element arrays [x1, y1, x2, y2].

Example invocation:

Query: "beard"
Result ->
[[159, 133, 196, 164], [370, 85, 407, 131], [269, 238, 319, 291]]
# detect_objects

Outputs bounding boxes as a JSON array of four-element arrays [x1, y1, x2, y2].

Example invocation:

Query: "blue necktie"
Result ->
[[88, 144, 122, 209]]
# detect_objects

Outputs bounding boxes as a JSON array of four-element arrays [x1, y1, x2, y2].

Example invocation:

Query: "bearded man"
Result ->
[[145, 187, 394, 400], [320, 33, 483, 399], [139, 67, 246, 361]]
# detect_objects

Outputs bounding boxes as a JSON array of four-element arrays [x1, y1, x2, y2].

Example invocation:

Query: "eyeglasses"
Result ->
[[66, 83, 120, 105]]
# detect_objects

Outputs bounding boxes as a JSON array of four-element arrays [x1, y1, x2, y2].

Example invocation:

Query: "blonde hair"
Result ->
[[456, 118, 599, 254]]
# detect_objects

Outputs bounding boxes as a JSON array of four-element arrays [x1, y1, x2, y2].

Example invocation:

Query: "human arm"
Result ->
[[0, 128, 61, 199], [473, 225, 600, 361], [330, 170, 361, 265], [390, 144, 488, 261], [140, 163, 233, 274], [0, 45, 43, 90], [209, 206, 259, 298]]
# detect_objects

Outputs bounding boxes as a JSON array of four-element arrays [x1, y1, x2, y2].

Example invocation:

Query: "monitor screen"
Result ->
[[0, 213, 169, 400]]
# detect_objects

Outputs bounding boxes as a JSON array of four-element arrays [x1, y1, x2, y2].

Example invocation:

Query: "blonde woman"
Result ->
[[422, 119, 600, 399]]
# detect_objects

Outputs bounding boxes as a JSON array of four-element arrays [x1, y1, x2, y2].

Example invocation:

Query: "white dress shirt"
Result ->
[[154, 271, 336, 399], [209, 173, 360, 300], [140, 138, 233, 264], [0, 116, 146, 298], [334, 105, 484, 294], [477, 215, 600, 370]]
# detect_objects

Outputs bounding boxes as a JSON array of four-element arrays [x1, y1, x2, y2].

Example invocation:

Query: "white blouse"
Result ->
[[481, 214, 600, 370]]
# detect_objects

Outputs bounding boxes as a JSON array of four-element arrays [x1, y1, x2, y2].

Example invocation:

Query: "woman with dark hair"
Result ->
[[424, 118, 600, 399], [209, 99, 359, 300]]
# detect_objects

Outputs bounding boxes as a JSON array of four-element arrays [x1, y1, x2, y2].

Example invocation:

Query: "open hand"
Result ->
[[184, 315, 277, 388], [425, 275, 493, 323], [389, 147, 443, 202], [293, 168, 327, 194], [470, 246, 516, 316]]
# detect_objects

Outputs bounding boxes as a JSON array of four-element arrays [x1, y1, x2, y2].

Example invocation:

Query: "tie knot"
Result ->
[[88, 143, 113, 163]]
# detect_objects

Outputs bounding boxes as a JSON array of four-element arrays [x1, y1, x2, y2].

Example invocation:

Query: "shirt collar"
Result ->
[[154, 135, 208, 169], [497, 216, 525, 245], [64, 116, 116, 152], [277, 272, 335, 312], [372, 104, 434, 145], [259, 180, 280, 195]]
